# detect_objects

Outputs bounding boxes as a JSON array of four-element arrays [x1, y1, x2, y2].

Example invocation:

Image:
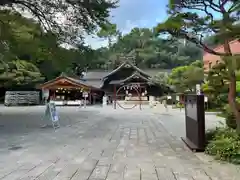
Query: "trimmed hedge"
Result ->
[[205, 127, 240, 164]]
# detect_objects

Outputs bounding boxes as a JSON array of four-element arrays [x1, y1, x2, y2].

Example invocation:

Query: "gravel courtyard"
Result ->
[[0, 105, 239, 180]]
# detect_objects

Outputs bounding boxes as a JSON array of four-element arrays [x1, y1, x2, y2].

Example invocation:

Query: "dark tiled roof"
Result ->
[[82, 68, 171, 80], [103, 61, 152, 79], [109, 71, 150, 85], [84, 80, 103, 89], [82, 71, 110, 80], [63, 77, 100, 89]]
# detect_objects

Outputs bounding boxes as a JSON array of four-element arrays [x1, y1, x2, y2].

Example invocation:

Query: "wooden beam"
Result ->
[[43, 85, 90, 90]]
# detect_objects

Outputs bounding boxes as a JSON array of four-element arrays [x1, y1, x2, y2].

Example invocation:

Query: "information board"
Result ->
[[185, 100, 197, 120], [82, 92, 88, 97], [182, 94, 205, 151], [42, 103, 60, 130]]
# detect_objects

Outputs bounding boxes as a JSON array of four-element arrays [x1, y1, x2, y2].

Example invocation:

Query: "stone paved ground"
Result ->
[[0, 105, 239, 180]]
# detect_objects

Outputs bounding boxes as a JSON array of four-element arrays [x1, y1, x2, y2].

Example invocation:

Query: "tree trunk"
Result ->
[[228, 74, 240, 132], [224, 41, 240, 133]]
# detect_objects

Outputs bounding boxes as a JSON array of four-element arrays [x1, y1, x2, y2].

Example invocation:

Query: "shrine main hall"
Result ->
[[39, 61, 172, 106]]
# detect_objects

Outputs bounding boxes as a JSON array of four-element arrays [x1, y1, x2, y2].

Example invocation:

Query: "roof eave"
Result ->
[[103, 61, 151, 80]]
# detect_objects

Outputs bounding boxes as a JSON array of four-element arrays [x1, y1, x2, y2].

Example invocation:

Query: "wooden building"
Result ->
[[39, 73, 103, 105], [39, 62, 172, 106], [203, 39, 240, 72], [99, 61, 172, 107]]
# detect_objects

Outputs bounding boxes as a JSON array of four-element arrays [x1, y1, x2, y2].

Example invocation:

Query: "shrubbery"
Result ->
[[223, 104, 237, 129], [205, 127, 240, 164], [176, 102, 184, 108]]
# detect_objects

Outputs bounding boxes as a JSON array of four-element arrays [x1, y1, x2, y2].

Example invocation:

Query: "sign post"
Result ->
[[181, 94, 205, 151], [82, 92, 88, 108], [42, 102, 60, 130]]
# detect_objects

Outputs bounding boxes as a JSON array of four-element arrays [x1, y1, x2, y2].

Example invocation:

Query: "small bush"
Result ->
[[205, 128, 219, 143], [205, 127, 240, 164], [175, 102, 184, 108], [224, 104, 237, 129]]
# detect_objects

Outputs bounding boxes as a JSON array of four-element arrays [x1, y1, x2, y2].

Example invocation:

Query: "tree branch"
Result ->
[[165, 29, 231, 56], [14, 0, 51, 31], [206, 0, 221, 12], [219, 0, 228, 12]]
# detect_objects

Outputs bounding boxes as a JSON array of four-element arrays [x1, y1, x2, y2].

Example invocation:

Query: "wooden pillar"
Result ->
[[139, 86, 142, 110], [52, 89, 56, 100], [89, 89, 92, 105], [114, 85, 116, 109]]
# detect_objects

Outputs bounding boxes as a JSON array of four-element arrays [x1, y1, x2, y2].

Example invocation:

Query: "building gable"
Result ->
[[203, 39, 240, 72], [103, 61, 151, 81]]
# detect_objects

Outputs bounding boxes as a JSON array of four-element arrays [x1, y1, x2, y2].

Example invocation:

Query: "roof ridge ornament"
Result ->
[[60, 72, 67, 77]]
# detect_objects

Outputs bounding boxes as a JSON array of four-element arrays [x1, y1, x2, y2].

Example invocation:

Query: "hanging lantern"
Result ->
[[125, 90, 128, 95], [145, 90, 147, 94], [142, 92, 145, 96]]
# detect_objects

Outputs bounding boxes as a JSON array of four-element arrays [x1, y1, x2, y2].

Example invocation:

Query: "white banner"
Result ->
[[176, 96, 179, 101], [204, 96, 208, 102], [82, 92, 88, 97], [196, 84, 201, 95]]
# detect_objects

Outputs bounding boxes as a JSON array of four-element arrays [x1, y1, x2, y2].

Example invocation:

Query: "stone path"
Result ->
[[0, 106, 239, 179]]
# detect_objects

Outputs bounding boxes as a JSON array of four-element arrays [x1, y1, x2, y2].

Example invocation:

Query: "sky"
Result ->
[[84, 0, 169, 49]]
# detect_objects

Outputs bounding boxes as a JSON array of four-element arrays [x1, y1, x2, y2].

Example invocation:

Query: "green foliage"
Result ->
[[0, 9, 203, 89], [150, 72, 169, 85], [0, 10, 105, 82], [0, 0, 117, 44], [237, 81, 240, 92], [0, 60, 44, 87], [160, 1, 240, 129], [176, 102, 184, 109], [150, 72, 171, 93], [204, 57, 240, 110], [97, 22, 119, 47], [168, 60, 204, 93], [201, 82, 215, 94], [155, 0, 240, 56], [205, 127, 240, 164], [100, 28, 203, 69], [224, 104, 237, 129]]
